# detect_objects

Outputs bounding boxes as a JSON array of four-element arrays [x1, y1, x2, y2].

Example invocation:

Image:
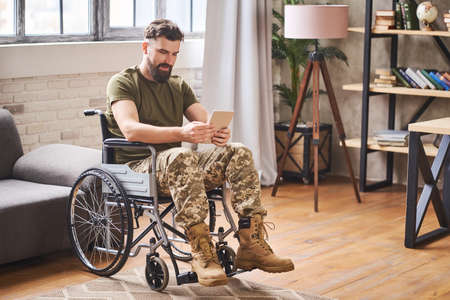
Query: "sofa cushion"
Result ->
[[13, 144, 101, 187], [0, 109, 23, 179], [0, 179, 72, 264]]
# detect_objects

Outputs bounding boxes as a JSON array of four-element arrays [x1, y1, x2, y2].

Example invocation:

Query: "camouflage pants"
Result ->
[[127, 143, 266, 229]]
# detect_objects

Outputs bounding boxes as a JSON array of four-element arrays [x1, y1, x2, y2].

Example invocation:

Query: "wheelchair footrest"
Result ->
[[176, 271, 198, 285]]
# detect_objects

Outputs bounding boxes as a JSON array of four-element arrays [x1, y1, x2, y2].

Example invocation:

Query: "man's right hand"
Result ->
[[180, 121, 215, 144]]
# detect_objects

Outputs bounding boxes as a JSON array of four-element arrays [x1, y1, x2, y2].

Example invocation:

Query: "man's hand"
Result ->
[[180, 121, 215, 144], [212, 127, 231, 147]]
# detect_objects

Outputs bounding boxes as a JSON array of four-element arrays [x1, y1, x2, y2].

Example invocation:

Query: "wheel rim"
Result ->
[[68, 169, 132, 275], [218, 245, 236, 274], [146, 257, 169, 291]]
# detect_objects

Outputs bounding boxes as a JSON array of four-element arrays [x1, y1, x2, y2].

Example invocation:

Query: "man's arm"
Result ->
[[112, 100, 214, 144], [184, 102, 209, 123]]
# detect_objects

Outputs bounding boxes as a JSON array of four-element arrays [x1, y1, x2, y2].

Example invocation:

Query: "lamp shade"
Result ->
[[284, 5, 348, 39]]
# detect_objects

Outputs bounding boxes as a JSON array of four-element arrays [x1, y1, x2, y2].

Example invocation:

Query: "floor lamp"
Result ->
[[271, 5, 361, 212]]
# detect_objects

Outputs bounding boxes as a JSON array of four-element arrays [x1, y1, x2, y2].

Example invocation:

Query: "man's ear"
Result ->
[[142, 42, 148, 54]]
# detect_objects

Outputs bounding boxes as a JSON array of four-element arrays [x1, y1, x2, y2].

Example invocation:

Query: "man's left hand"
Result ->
[[212, 128, 231, 147]]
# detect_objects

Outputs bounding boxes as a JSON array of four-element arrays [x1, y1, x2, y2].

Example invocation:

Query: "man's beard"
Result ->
[[149, 60, 173, 83]]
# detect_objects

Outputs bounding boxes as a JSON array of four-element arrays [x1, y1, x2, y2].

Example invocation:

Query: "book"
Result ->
[[379, 75, 396, 81], [437, 72, 450, 87], [405, 67, 427, 89], [429, 72, 449, 90], [374, 78, 396, 84], [403, 2, 412, 30], [421, 70, 444, 90], [416, 70, 436, 89], [375, 19, 395, 26], [373, 25, 395, 31], [376, 10, 395, 17], [374, 129, 409, 138], [375, 83, 394, 87], [400, 2, 408, 30], [399, 68, 419, 88], [443, 72, 450, 81], [444, 18, 450, 23], [444, 13, 450, 18], [395, 2, 403, 29], [374, 129, 409, 147], [392, 68, 411, 88], [407, 0, 420, 30], [375, 68, 391, 76]]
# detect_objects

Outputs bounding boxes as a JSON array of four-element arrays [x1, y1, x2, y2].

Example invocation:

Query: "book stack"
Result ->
[[391, 67, 450, 90], [374, 10, 395, 31], [374, 69, 396, 87], [445, 11, 450, 32], [395, 0, 420, 30], [374, 130, 409, 147]]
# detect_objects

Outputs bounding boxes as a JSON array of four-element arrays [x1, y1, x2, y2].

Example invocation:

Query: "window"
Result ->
[[0, 0, 15, 36], [104, 0, 206, 40], [0, 0, 206, 44]]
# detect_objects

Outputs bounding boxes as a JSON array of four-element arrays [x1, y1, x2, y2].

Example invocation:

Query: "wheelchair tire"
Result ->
[[217, 245, 237, 275], [145, 256, 169, 291], [67, 168, 133, 276], [208, 200, 216, 233]]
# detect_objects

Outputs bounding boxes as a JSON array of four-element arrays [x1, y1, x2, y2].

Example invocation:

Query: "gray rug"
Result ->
[[22, 266, 334, 300]]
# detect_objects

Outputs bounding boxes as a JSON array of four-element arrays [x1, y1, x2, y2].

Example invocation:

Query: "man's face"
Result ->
[[145, 37, 181, 83]]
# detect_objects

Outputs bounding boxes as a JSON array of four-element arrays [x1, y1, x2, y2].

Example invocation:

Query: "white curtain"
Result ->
[[202, 0, 277, 186]]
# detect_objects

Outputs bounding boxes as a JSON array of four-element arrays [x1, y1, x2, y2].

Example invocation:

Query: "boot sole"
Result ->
[[198, 277, 228, 287], [236, 261, 295, 273]]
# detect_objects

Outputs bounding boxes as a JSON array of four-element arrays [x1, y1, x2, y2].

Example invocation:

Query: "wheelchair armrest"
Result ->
[[104, 138, 154, 149]]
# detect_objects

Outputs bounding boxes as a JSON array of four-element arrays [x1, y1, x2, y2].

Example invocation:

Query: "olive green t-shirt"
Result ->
[[105, 66, 198, 163]]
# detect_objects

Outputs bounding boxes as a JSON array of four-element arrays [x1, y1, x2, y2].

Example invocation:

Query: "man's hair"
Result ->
[[144, 19, 184, 41]]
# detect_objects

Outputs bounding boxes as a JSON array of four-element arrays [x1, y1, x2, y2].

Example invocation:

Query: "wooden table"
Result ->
[[405, 117, 450, 248]]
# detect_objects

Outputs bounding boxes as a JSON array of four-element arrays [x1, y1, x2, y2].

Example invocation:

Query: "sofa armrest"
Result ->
[[12, 144, 101, 187]]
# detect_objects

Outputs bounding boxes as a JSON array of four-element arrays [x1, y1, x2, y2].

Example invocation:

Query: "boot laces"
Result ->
[[196, 237, 220, 265], [255, 221, 275, 253]]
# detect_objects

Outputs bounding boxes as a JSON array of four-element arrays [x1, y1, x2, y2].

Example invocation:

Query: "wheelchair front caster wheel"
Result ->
[[145, 256, 169, 291], [217, 245, 236, 275]]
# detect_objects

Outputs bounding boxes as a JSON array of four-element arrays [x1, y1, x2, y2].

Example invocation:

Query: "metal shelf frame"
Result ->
[[359, 0, 450, 192]]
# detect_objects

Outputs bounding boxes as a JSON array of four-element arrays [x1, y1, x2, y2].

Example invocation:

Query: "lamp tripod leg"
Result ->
[[272, 60, 313, 197], [319, 60, 361, 203], [312, 61, 320, 212]]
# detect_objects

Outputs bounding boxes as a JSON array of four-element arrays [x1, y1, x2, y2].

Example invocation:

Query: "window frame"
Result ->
[[0, 0, 204, 44]]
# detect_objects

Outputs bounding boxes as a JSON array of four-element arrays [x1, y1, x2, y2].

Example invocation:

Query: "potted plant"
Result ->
[[272, 0, 348, 183]]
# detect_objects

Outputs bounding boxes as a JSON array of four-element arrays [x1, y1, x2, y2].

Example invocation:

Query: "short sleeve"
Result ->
[[181, 80, 199, 111], [106, 73, 137, 106]]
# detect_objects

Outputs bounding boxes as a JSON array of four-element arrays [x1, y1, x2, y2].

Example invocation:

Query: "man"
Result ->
[[106, 19, 294, 287]]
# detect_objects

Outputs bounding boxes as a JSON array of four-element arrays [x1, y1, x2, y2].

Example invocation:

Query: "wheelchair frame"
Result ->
[[67, 109, 244, 291]]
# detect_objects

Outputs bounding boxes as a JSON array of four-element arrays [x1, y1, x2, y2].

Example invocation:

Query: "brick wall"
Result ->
[[0, 68, 202, 153]]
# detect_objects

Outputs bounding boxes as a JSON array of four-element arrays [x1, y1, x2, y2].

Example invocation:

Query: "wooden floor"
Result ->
[[1, 176, 449, 299]]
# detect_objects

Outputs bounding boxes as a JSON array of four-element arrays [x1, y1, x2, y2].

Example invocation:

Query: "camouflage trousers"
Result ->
[[127, 143, 267, 229]]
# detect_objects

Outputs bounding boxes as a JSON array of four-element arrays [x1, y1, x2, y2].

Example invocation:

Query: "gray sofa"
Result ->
[[0, 108, 101, 265]]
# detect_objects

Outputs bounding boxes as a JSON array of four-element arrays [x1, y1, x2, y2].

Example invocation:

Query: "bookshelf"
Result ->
[[343, 83, 450, 98], [343, 138, 438, 157], [343, 0, 450, 192], [348, 26, 450, 37]]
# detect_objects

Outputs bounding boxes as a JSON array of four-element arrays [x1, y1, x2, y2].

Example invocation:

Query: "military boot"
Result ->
[[235, 214, 294, 273], [186, 222, 228, 286]]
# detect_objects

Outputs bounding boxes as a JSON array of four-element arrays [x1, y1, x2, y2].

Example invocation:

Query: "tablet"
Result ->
[[208, 110, 234, 130]]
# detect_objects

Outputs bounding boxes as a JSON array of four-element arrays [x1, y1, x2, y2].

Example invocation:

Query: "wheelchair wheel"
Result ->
[[217, 245, 237, 275], [67, 168, 133, 276], [145, 256, 169, 291]]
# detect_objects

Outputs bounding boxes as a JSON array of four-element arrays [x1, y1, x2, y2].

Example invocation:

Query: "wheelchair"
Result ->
[[67, 109, 244, 291]]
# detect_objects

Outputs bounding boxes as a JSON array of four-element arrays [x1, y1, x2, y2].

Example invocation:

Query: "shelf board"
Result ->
[[348, 26, 450, 37], [342, 83, 450, 98], [342, 137, 438, 157]]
